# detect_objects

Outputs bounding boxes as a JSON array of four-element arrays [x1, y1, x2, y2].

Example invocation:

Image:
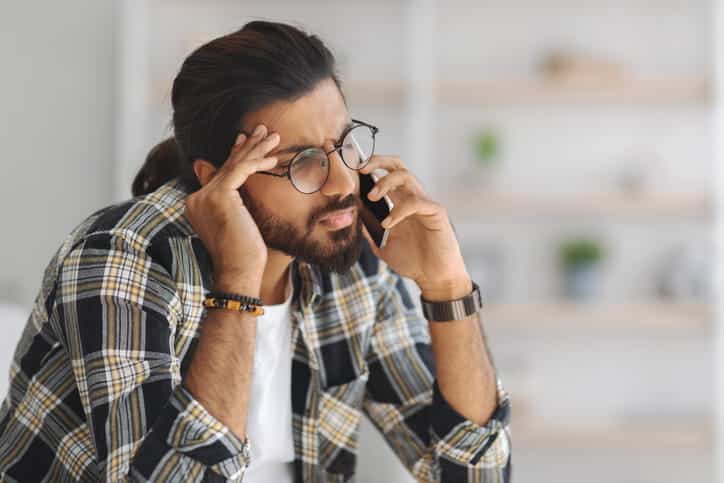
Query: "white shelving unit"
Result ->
[[438, 76, 711, 105], [119, 1, 719, 481], [343, 76, 712, 106], [442, 191, 713, 220], [513, 416, 713, 449], [485, 301, 711, 333], [421, 3, 715, 482]]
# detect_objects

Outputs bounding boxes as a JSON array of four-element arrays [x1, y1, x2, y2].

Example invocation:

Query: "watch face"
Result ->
[[421, 281, 481, 321]]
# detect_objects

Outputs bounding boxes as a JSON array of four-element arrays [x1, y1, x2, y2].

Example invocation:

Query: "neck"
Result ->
[[260, 248, 294, 306]]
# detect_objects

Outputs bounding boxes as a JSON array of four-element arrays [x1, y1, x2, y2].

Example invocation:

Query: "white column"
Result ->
[[404, 0, 437, 196], [115, 0, 150, 201], [713, 1, 724, 481]]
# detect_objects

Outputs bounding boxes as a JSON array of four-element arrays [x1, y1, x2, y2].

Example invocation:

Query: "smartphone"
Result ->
[[359, 171, 394, 248]]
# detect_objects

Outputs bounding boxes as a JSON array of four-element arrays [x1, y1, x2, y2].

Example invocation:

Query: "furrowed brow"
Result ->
[[274, 120, 355, 157]]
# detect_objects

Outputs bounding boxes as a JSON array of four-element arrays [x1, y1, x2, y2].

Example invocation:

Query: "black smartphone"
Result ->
[[359, 171, 394, 248]]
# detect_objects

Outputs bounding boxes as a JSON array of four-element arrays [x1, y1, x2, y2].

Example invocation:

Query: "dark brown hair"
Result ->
[[131, 20, 343, 196]]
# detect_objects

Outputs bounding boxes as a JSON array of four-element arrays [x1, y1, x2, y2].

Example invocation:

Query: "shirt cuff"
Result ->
[[430, 377, 511, 467], [143, 384, 251, 479]]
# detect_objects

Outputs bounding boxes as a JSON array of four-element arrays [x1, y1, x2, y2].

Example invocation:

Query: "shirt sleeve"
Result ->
[[363, 264, 512, 483], [52, 233, 250, 482]]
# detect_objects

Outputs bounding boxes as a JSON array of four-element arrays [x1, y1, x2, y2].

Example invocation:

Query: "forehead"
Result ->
[[241, 78, 349, 151]]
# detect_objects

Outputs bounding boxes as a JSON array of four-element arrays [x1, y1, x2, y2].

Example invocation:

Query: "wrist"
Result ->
[[418, 275, 472, 302], [213, 271, 263, 297]]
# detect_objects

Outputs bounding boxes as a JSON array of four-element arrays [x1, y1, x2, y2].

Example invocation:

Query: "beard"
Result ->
[[238, 187, 364, 274]]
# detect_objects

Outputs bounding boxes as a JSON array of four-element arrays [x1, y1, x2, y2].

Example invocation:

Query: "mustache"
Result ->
[[314, 195, 359, 223]]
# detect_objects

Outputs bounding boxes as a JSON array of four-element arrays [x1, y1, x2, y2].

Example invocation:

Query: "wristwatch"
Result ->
[[420, 280, 483, 322]]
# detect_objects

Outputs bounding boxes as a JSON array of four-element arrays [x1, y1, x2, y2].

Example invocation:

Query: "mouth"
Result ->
[[320, 207, 356, 229]]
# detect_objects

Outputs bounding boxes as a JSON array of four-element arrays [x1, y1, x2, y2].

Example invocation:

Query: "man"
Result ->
[[0, 21, 510, 482]]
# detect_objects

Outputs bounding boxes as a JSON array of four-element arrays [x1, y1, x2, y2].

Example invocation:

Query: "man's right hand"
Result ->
[[184, 124, 280, 294]]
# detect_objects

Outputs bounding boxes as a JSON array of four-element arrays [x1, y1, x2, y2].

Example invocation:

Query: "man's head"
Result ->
[[136, 21, 365, 273], [220, 78, 364, 274]]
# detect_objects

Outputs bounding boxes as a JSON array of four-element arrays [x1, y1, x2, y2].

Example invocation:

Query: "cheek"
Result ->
[[245, 176, 321, 228], [289, 202, 315, 226]]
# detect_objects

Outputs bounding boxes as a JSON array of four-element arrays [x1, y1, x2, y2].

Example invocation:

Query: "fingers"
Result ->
[[230, 124, 268, 161], [381, 196, 441, 229], [220, 153, 277, 189], [246, 130, 281, 163], [217, 125, 281, 190], [359, 154, 442, 231], [228, 125, 279, 167], [359, 154, 405, 174], [366, 170, 424, 203]]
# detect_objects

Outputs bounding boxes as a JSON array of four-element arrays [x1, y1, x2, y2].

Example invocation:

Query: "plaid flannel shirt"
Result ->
[[0, 178, 511, 482]]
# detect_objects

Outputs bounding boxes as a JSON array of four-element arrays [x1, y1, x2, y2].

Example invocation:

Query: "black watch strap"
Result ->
[[420, 281, 482, 322]]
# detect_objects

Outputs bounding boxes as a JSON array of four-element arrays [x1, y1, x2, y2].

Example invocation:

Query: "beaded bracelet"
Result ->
[[205, 291, 263, 306], [203, 291, 265, 317]]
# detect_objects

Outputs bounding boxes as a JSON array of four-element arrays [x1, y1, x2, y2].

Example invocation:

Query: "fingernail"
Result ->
[[268, 132, 280, 142], [381, 217, 391, 228], [235, 133, 246, 145], [253, 125, 265, 136]]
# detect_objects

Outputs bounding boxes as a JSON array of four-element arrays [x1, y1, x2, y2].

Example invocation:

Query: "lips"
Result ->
[[320, 207, 356, 228]]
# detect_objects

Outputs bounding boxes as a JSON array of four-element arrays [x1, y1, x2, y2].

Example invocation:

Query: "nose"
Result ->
[[319, 140, 357, 198]]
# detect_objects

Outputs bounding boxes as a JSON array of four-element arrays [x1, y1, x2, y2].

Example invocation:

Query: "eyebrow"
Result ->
[[273, 120, 354, 158]]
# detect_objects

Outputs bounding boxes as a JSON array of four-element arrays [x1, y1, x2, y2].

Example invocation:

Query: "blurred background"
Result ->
[[0, 1, 722, 481]]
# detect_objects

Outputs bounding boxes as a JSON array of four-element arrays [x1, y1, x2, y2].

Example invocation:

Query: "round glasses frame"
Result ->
[[250, 118, 378, 194]]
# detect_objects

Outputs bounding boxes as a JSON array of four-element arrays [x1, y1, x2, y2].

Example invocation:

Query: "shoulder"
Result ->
[[42, 179, 200, 305], [59, 178, 195, 259]]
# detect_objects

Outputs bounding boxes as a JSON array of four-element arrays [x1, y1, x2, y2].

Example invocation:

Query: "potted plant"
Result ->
[[474, 128, 500, 167], [457, 127, 502, 190], [559, 238, 605, 301]]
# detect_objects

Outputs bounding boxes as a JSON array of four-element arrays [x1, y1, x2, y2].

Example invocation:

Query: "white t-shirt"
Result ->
[[244, 268, 295, 482]]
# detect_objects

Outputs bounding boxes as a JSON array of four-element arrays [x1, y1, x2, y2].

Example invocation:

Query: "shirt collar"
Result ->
[[291, 258, 323, 309]]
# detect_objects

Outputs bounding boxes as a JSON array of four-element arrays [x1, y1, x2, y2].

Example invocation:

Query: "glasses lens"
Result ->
[[290, 148, 329, 193], [341, 125, 375, 169]]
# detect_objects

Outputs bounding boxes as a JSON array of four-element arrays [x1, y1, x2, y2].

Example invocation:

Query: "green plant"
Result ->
[[559, 239, 604, 269], [473, 129, 500, 166]]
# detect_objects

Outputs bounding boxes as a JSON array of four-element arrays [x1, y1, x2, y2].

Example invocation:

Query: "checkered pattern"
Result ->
[[0, 178, 511, 482]]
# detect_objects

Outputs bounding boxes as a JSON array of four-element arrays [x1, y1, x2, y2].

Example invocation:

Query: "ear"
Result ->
[[192, 159, 218, 187]]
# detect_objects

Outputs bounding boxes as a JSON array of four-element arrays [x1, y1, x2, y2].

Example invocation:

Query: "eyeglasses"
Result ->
[[252, 118, 378, 194]]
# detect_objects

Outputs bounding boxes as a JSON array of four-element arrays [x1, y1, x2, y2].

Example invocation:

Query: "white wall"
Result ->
[[0, 1, 118, 306], [0, 1, 118, 391], [0, 2, 715, 481], [128, 1, 717, 481]]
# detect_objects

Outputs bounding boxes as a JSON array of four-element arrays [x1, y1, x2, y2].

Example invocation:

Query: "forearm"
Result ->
[[369, 269, 511, 481], [183, 274, 261, 439], [421, 277, 498, 426]]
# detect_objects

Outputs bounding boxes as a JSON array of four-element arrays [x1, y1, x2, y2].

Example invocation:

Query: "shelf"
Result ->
[[148, 76, 711, 108], [438, 77, 711, 106], [483, 301, 711, 332], [343, 80, 409, 107], [512, 416, 713, 449], [340, 76, 711, 107], [441, 191, 712, 220]]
